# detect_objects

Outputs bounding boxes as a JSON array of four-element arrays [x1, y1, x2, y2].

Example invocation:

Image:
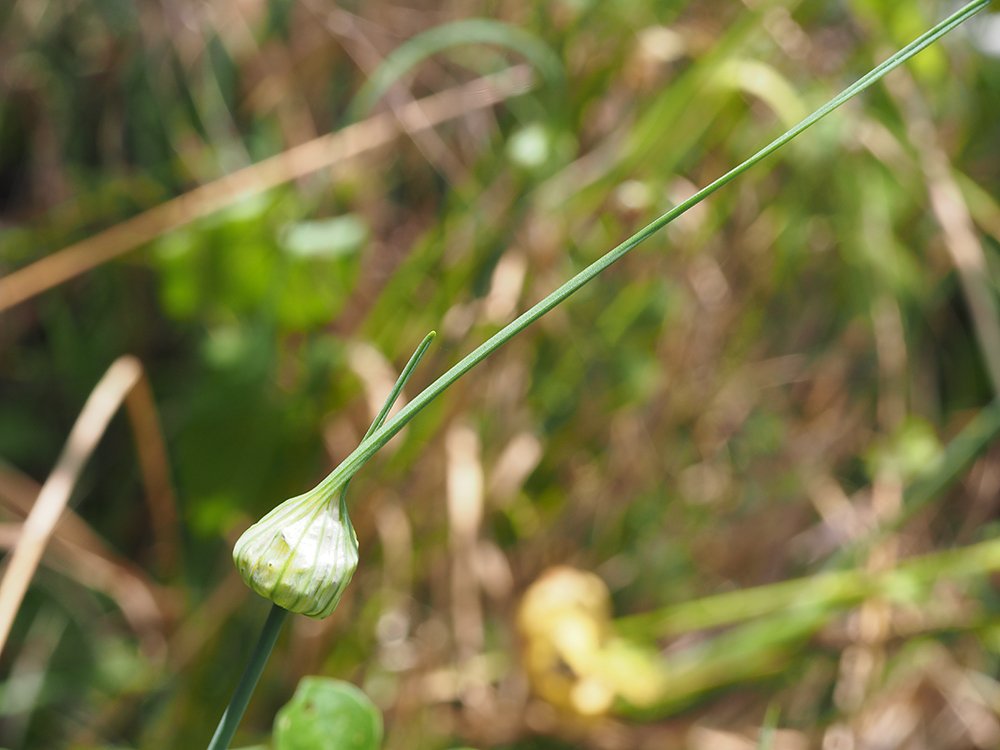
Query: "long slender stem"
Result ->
[[615, 531, 1000, 639], [213, 3, 989, 745], [208, 333, 436, 749], [316, 0, 990, 498], [207, 604, 288, 750]]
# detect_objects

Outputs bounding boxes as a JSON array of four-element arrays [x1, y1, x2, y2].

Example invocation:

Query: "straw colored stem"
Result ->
[[0, 68, 534, 313], [0, 357, 143, 657]]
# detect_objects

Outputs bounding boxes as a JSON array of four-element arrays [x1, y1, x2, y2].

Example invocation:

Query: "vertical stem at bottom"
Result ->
[[207, 604, 289, 750]]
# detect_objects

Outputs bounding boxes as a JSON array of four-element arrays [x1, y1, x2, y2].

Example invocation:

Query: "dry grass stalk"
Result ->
[[0, 357, 141, 656], [0, 66, 534, 313], [886, 70, 1000, 395], [124, 371, 180, 577]]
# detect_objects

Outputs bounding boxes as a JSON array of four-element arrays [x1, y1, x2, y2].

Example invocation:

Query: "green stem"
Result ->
[[210, 334, 435, 749], [315, 0, 989, 498], [616, 533, 1000, 639], [207, 604, 288, 750], [217, 2, 989, 743]]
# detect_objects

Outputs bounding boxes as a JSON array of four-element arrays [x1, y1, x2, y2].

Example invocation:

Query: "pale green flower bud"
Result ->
[[233, 487, 359, 619]]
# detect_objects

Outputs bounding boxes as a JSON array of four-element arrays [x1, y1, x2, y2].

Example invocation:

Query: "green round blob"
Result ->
[[274, 678, 382, 750]]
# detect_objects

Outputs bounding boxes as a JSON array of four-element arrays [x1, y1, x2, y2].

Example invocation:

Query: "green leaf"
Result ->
[[281, 215, 369, 260], [273, 678, 383, 750]]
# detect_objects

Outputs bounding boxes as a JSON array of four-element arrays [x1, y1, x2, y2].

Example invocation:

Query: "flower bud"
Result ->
[[233, 487, 359, 619]]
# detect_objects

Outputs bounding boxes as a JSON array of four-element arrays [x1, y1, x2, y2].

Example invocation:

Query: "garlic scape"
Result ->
[[234, 491, 358, 619], [211, 5, 990, 744], [231, 332, 436, 619]]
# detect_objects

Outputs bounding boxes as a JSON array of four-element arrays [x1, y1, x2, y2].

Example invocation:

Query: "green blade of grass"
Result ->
[[901, 398, 1000, 520], [315, 0, 991, 498], [338, 331, 437, 510], [347, 18, 564, 121], [758, 703, 780, 750], [818, 399, 1000, 571], [616, 531, 1000, 639]]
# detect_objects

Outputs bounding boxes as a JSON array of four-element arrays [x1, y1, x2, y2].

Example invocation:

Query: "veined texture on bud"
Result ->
[[233, 487, 359, 619]]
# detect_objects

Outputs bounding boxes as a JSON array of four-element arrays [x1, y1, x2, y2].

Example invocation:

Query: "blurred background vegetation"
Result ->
[[2, 0, 1000, 748]]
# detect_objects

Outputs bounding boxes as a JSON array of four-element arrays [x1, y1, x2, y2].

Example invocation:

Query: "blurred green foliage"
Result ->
[[1, 0, 999, 748]]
